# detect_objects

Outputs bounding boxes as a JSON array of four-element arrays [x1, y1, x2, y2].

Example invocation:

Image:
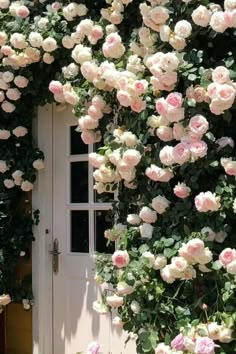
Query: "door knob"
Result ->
[[49, 238, 61, 274]]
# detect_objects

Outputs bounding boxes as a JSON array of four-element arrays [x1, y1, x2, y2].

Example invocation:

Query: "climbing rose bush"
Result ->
[[1, 0, 236, 353]]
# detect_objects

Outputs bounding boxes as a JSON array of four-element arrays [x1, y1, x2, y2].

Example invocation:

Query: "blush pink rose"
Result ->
[[188, 115, 209, 136], [195, 191, 220, 212], [49, 80, 63, 95], [166, 92, 182, 108], [185, 238, 205, 257], [131, 98, 146, 113], [221, 158, 236, 176], [156, 126, 173, 141], [173, 182, 191, 198], [212, 66, 230, 84], [171, 334, 184, 350], [156, 97, 168, 115], [16, 5, 30, 18], [117, 90, 131, 107], [112, 250, 130, 268], [88, 105, 103, 120], [195, 337, 215, 354], [145, 165, 174, 182], [173, 142, 191, 165], [139, 206, 157, 224], [159, 146, 175, 166], [190, 140, 208, 159], [219, 248, 236, 267], [173, 123, 185, 140]]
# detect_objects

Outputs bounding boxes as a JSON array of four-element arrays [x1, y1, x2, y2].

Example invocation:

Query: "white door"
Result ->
[[52, 106, 136, 354]]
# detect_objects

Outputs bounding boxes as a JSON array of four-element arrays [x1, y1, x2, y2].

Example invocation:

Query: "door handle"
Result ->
[[49, 238, 61, 274]]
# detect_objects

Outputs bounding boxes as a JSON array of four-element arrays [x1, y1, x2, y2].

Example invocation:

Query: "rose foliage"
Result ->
[[1, 0, 236, 353]]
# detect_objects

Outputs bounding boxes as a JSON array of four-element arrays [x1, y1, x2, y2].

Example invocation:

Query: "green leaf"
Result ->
[[212, 261, 223, 270]]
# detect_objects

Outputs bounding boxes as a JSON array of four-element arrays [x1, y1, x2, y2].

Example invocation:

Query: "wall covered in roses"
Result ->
[[1, 0, 236, 353]]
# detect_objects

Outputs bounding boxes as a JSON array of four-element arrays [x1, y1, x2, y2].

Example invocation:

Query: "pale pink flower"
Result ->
[[219, 248, 236, 267], [159, 146, 175, 166], [171, 333, 184, 350], [190, 140, 208, 159], [166, 92, 182, 109], [185, 238, 205, 257], [145, 165, 174, 182], [188, 115, 209, 137], [173, 142, 191, 165], [139, 206, 157, 224], [112, 250, 130, 268], [173, 182, 191, 198], [212, 66, 230, 84], [195, 192, 220, 212], [195, 336, 215, 354], [49, 81, 63, 95], [87, 342, 100, 354]]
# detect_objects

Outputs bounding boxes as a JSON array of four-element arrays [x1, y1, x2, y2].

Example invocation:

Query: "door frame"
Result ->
[[32, 105, 53, 354]]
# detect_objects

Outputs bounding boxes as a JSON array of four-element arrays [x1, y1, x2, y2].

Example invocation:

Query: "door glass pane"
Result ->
[[71, 162, 88, 203], [70, 125, 88, 155], [71, 210, 89, 253], [94, 210, 114, 254]]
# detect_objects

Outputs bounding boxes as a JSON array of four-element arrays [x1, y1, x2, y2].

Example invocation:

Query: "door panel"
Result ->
[[52, 106, 136, 354]]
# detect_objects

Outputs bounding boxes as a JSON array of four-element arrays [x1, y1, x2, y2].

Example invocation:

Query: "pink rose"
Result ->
[[81, 130, 97, 144], [195, 337, 215, 354], [112, 250, 130, 268], [139, 206, 157, 224], [131, 98, 146, 113], [212, 66, 230, 84], [216, 137, 234, 149], [117, 90, 131, 107], [173, 182, 191, 198], [122, 149, 141, 166], [190, 140, 208, 159], [185, 238, 205, 257], [195, 192, 220, 212], [16, 5, 30, 18], [188, 115, 209, 137], [173, 123, 185, 140], [219, 248, 236, 267], [156, 126, 173, 141], [173, 143, 191, 165], [87, 342, 100, 354], [221, 158, 236, 176], [166, 92, 182, 108], [88, 105, 103, 120], [49, 80, 63, 95], [171, 334, 184, 350], [156, 97, 168, 115], [145, 165, 174, 182], [194, 86, 207, 102]]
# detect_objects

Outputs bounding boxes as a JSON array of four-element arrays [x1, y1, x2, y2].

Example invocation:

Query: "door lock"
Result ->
[[49, 238, 61, 274]]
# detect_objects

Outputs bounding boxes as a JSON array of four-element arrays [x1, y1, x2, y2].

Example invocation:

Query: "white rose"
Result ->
[[12, 170, 23, 185], [160, 265, 175, 283], [62, 35, 74, 49], [21, 180, 33, 192], [2, 71, 14, 83], [14, 76, 29, 88], [225, 0, 236, 10], [127, 214, 141, 225], [79, 19, 94, 35], [184, 337, 195, 352], [207, 322, 222, 340], [150, 6, 169, 24], [77, 4, 88, 16], [218, 327, 233, 343], [117, 282, 134, 295], [4, 179, 15, 189], [0, 160, 8, 173], [122, 149, 141, 166], [72, 45, 92, 64], [12, 126, 28, 137], [93, 300, 108, 314], [169, 34, 186, 51], [0, 79, 9, 91], [0, 129, 10, 139], [33, 159, 44, 170], [106, 294, 124, 308], [195, 248, 213, 265], [37, 17, 49, 29], [131, 300, 140, 314], [151, 195, 170, 214], [192, 5, 212, 27], [142, 251, 155, 268], [159, 52, 179, 72], [62, 63, 79, 79], [153, 254, 167, 270], [139, 206, 157, 224], [0, 294, 11, 306], [42, 37, 57, 52], [10, 33, 27, 49], [62, 3, 77, 20], [210, 11, 227, 33], [160, 25, 171, 42], [1, 101, 15, 113], [29, 32, 43, 47], [6, 88, 21, 101], [171, 256, 188, 273], [174, 20, 192, 38], [139, 223, 154, 239], [0, 0, 9, 9], [120, 132, 138, 147]]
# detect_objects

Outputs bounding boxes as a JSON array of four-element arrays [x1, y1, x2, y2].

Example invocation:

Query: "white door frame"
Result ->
[[32, 105, 53, 354]]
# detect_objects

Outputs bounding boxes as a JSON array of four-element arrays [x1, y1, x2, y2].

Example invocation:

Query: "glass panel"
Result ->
[[94, 210, 114, 254], [71, 162, 88, 203], [71, 211, 89, 253], [70, 125, 88, 155]]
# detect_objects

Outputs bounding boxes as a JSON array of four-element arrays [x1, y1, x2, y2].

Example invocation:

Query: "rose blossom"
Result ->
[[153, 254, 167, 270], [212, 66, 230, 84], [130, 300, 140, 314], [106, 294, 123, 308], [117, 282, 134, 295], [159, 146, 175, 166], [151, 195, 170, 214], [21, 181, 33, 192], [87, 341, 100, 354], [127, 214, 141, 225], [195, 192, 220, 212], [190, 140, 208, 159], [0, 294, 11, 306], [226, 259, 236, 274], [173, 143, 191, 165], [188, 115, 209, 137], [4, 179, 15, 189], [160, 265, 175, 284], [219, 248, 236, 267], [33, 159, 44, 170], [0, 129, 10, 140], [192, 5, 212, 27], [12, 126, 28, 137], [145, 165, 174, 182], [112, 250, 130, 268], [195, 336, 215, 354], [122, 149, 141, 166], [185, 238, 205, 258], [174, 20, 192, 38], [0, 160, 8, 173], [216, 136, 234, 149], [139, 223, 154, 239], [139, 206, 157, 224], [210, 11, 228, 33], [221, 158, 236, 176], [142, 251, 155, 268], [218, 327, 233, 343], [173, 182, 191, 198], [156, 126, 173, 141], [171, 333, 184, 350], [49, 81, 63, 95]]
